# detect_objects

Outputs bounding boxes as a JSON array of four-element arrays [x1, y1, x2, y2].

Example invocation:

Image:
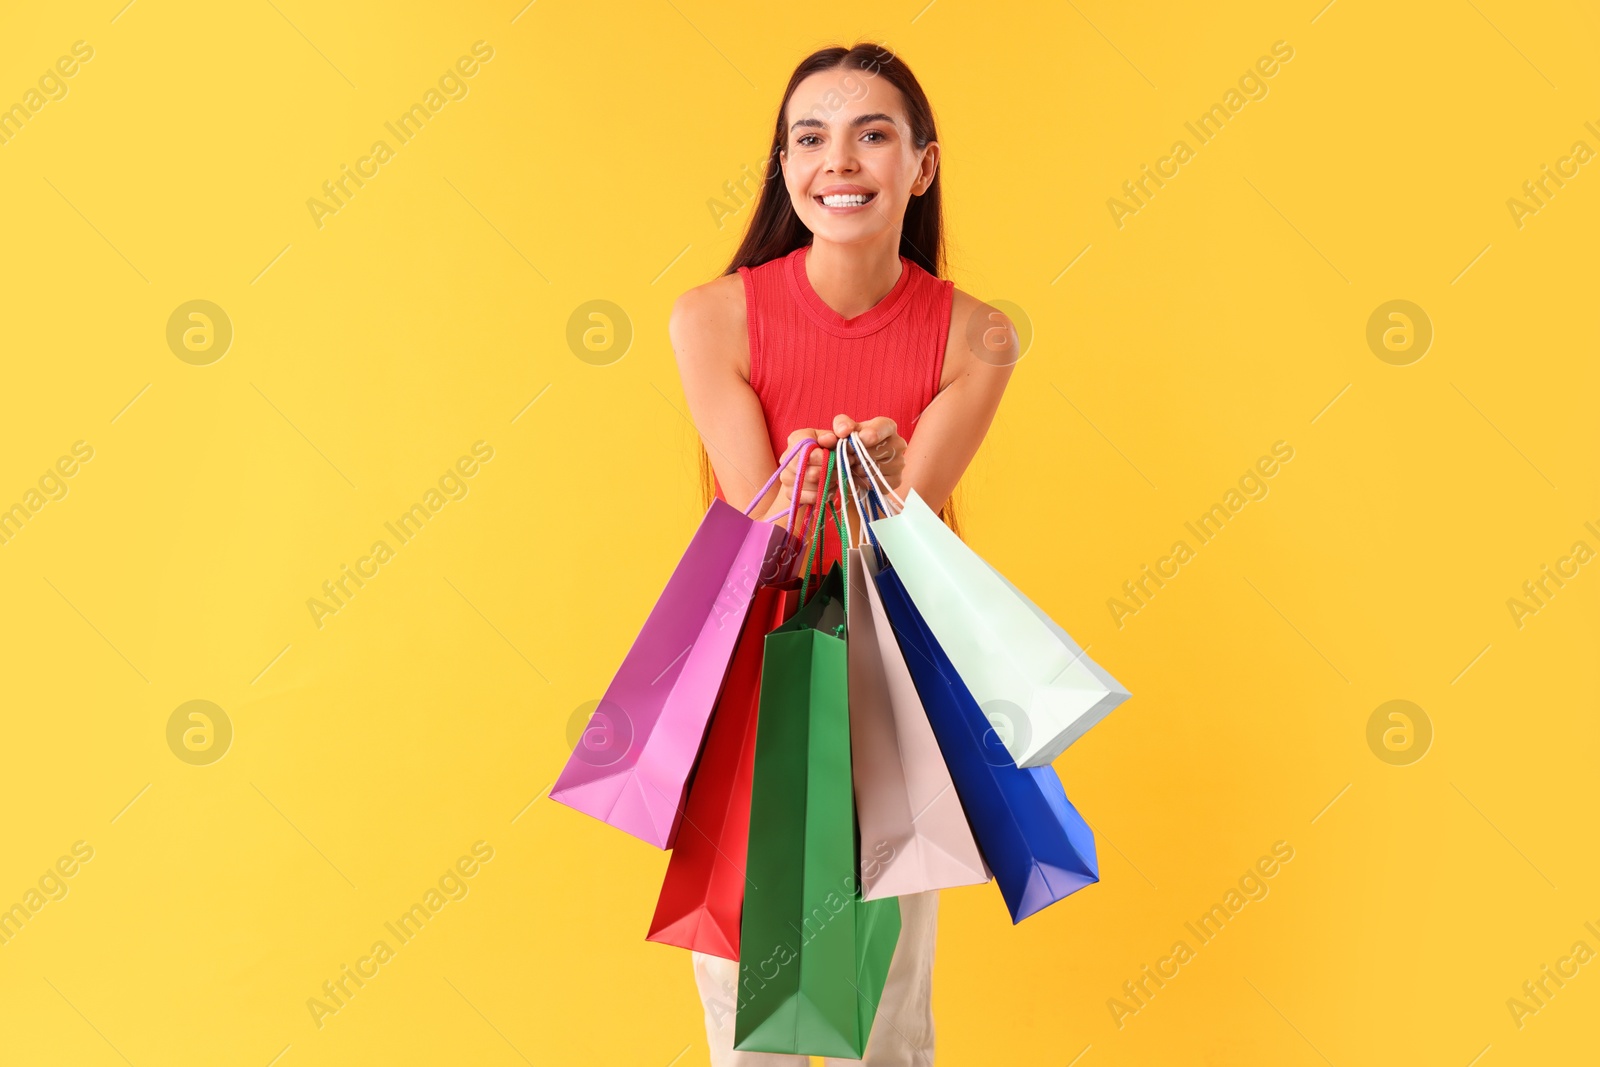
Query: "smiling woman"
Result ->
[[668, 41, 1021, 1066], [674, 45, 1020, 578]]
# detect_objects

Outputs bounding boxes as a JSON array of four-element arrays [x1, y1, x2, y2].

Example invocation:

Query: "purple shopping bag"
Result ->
[[550, 439, 819, 848]]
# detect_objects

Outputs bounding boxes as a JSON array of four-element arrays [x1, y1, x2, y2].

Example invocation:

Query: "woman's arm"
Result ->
[[841, 290, 1019, 516], [669, 275, 827, 523], [672, 280, 1016, 525]]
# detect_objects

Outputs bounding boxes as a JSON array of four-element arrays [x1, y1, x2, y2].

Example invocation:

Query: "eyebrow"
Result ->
[[789, 112, 898, 133]]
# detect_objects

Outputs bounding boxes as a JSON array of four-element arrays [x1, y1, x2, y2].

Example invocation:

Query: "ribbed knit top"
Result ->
[[713, 243, 954, 574]]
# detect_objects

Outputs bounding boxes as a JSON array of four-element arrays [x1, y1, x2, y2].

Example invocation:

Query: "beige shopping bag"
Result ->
[[842, 440, 990, 900]]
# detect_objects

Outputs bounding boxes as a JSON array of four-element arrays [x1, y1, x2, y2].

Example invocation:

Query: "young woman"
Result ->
[[669, 43, 1019, 1066]]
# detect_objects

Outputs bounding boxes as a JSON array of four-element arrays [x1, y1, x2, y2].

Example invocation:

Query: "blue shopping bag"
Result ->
[[872, 561, 1099, 923]]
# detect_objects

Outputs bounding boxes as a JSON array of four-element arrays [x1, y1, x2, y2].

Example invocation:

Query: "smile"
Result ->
[[816, 192, 875, 209]]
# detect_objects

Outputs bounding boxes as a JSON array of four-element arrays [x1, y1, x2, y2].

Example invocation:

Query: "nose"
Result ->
[[823, 133, 857, 175]]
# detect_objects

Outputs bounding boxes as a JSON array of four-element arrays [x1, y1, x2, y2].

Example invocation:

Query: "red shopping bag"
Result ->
[[644, 577, 803, 957]]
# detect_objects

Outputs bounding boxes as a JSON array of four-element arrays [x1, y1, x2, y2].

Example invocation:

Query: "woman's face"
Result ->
[[779, 67, 937, 246]]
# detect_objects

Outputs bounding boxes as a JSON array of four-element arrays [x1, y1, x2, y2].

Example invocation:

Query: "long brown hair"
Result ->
[[695, 41, 962, 539]]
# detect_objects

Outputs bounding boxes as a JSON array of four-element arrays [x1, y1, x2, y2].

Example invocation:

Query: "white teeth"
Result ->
[[820, 193, 870, 206]]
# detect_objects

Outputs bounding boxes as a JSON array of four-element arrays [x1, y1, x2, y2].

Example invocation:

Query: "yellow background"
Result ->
[[1, 1, 1595, 1064]]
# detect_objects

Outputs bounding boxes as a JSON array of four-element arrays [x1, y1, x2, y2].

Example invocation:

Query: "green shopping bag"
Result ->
[[734, 453, 902, 1058]]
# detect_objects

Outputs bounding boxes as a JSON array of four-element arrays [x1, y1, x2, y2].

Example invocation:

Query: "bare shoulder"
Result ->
[[669, 272, 751, 382], [938, 286, 1019, 391]]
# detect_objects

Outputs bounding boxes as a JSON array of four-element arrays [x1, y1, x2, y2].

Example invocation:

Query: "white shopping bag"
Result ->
[[850, 436, 1130, 768]]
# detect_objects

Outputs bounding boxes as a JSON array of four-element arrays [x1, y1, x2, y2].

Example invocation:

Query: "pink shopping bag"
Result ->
[[550, 439, 818, 848]]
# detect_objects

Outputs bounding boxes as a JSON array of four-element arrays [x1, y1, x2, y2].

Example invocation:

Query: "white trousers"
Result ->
[[691, 889, 939, 1066]]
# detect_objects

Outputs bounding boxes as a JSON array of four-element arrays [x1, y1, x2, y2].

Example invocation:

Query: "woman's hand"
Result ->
[[773, 416, 904, 525], [774, 425, 840, 518], [833, 414, 907, 497]]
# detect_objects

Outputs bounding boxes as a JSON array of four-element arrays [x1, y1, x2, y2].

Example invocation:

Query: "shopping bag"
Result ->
[[645, 577, 803, 958], [873, 558, 1099, 923], [853, 436, 1130, 768], [735, 455, 902, 1058], [550, 438, 813, 848], [838, 440, 989, 900]]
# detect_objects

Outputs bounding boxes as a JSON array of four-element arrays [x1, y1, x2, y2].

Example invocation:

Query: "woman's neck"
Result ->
[[803, 236, 904, 320]]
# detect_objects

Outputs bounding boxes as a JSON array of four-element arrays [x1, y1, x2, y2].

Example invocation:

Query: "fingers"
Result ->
[[780, 424, 877, 512], [849, 423, 906, 496], [785, 427, 825, 454], [780, 445, 832, 506], [786, 426, 840, 448], [852, 416, 898, 448], [851, 431, 904, 471], [802, 449, 828, 499]]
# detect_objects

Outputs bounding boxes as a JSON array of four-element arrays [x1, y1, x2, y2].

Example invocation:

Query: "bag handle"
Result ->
[[743, 436, 818, 520], [799, 449, 849, 617], [847, 432, 905, 513], [836, 438, 854, 553], [843, 433, 894, 524], [841, 436, 888, 566], [792, 436, 834, 563], [799, 448, 841, 604], [783, 439, 817, 531]]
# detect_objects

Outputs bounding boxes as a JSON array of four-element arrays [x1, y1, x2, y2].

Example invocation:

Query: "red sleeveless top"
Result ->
[[713, 244, 954, 575]]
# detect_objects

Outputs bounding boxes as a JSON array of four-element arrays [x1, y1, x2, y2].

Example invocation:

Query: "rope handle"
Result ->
[[847, 432, 905, 513], [782, 440, 817, 531], [840, 435, 889, 565], [743, 436, 818, 520], [799, 450, 849, 618], [799, 449, 836, 605], [849, 434, 901, 526]]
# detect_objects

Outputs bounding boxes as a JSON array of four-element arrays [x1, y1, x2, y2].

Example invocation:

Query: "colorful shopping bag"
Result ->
[[852, 436, 1130, 767], [645, 576, 803, 957], [735, 456, 902, 1058], [838, 440, 989, 900], [873, 558, 1099, 923], [550, 439, 813, 848], [647, 446, 838, 954]]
